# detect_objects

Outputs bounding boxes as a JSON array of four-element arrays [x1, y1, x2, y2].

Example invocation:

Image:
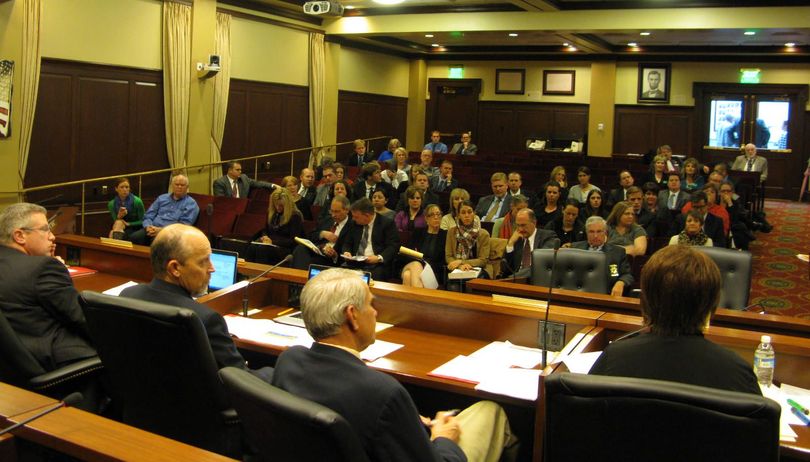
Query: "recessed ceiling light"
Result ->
[[628, 42, 638, 47], [509, 33, 518, 37], [785, 42, 796, 47], [431, 43, 440, 47], [568, 46, 577, 51], [744, 31, 756, 36], [640, 32, 651, 36], [425, 34, 433, 38], [373, 0, 405, 4], [563, 42, 569, 47], [344, 5, 355, 9]]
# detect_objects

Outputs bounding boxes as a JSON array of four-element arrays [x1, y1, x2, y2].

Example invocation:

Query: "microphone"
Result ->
[[541, 239, 562, 369], [47, 210, 63, 227], [242, 254, 292, 317], [0, 392, 83, 436]]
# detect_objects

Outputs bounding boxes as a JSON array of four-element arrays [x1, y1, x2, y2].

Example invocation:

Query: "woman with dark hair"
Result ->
[[536, 181, 562, 227], [681, 157, 705, 192], [568, 166, 600, 204], [669, 210, 713, 247], [248, 188, 304, 264], [606, 201, 647, 256], [107, 177, 145, 241], [579, 189, 608, 221], [590, 245, 760, 394], [332, 162, 353, 186], [400, 204, 447, 287], [544, 199, 585, 246], [371, 188, 395, 220], [318, 179, 352, 221], [445, 200, 491, 279], [394, 186, 426, 232]]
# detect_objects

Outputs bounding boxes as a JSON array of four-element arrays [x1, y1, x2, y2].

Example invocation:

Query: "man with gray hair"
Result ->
[[272, 268, 515, 462], [130, 173, 200, 245], [0, 203, 96, 370], [570, 216, 633, 297]]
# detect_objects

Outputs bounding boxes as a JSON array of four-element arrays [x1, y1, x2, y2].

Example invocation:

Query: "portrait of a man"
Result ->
[[638, 64, 670, 103]]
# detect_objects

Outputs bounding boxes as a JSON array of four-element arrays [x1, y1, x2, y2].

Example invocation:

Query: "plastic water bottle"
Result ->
[[753, 335, 775, 386]]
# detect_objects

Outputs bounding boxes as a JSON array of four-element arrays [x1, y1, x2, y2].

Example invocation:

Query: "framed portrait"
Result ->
[[638, 63, 671, 104], [543, 70, 576, 96], [495, 69, 525, 95]]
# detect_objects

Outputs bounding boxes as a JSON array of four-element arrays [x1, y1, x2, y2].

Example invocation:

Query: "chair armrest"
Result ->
[[28, 357, 103, 390], [220, 407, 240, 426]]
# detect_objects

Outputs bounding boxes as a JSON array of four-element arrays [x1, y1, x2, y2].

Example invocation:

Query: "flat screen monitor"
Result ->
[[209, 249, 239, 292], [308, 264, 371, 284]]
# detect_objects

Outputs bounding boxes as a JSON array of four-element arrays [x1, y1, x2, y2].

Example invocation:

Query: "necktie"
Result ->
[[746, 158, 754, 171], [668, 193, 677, 210], [623, 189, 627, 200], [357, 225, 369, 255], [484, 198, 501, 222], [520, 239, 532, 269], [232, 181, 238, 198], [367, 186, 374, 199], [439, 179, 445, 191], [330, 222, 337, 233]]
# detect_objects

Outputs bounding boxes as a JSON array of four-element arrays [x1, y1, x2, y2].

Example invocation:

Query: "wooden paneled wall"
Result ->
[[26, 59, 169, 204], [336, 90, 407, 161], [476, 102, 589, 153], [613, 105, 695, 158]]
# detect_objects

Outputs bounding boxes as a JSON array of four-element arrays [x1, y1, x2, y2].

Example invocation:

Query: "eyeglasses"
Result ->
[[21, 225, 53, 235], [426, 212, 442, 217]]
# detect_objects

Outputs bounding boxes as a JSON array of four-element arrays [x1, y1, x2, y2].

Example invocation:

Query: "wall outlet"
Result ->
[[538, 320, 566, 352]]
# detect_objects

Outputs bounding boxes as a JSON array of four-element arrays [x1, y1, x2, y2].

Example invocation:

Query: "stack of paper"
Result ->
[[102, 280, 139, 296]]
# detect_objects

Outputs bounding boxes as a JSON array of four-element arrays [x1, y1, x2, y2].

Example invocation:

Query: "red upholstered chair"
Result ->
[[213, 196, 249, 214], [245, 200, 270, 215]]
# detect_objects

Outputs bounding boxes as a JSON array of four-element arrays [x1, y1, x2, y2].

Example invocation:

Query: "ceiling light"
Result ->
[[785, 42, 796, 47], [509, 33, 518, 37], [628, 42, 638, 47], [563, 42, 569, 47], [344, 5, 355, 8], [568, 46, 577, 51], [373, 0, 405, 4], [425, 34, 433, 38], [744, 31, 756, 36], [431, 43, 440, 47], [640, 32, 651, 36]]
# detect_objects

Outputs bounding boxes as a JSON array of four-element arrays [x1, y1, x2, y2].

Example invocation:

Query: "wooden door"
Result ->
[[425, 79, 481, 145]]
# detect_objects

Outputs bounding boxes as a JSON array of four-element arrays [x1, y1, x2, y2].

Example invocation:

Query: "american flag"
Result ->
[[0, 60, 12, 137]]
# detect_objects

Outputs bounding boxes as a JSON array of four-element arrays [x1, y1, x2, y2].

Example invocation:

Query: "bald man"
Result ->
[[732, 143, 769, 182]]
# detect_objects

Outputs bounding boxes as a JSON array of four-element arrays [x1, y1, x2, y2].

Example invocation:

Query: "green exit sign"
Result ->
[[740, 68, 761, 84], [449, 65, 464, 79]]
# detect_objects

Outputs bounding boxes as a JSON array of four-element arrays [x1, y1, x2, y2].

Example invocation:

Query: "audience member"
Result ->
[[544, 199, 585, 247], [568, 166, 601, 204], [669, 210, 713, 247], [130, 174, 199, 246], [336, 198, 399, 281], [372, 189, 396, 221], [382, 147, 411, 190], [346, 139, 373, 167], [641, 154, 668, 189], [589, 245, 760, 395], [570, 216, 633, 296], [475, 172, 512, 222], [657, 144, 681, 174], [627, 186, 656, 236], [246, 189, 303, 264], [579, 189, 608, 221], [606, 201, 648, 256], [430, 159, 458, 193], [107, 177, 145, 241], [719, 181, 755, 250], [424, 130, 448, 154], [681, 183, 729, 236], [378, 138, 401, 163], [732, 143, 769, 182], [446, 200, 492, 279], [506, 172, 538, 210], [671, 191, 725, 247], [313, 164, 337, 207], [333, 162, 353, 186], [449, 132, 477, 156], [292, 196, 351, 270], [494, 194, 528, 240], [297, 167, 317, 220], [606, 170, 634, 209], [213, 161, 277, 198], [396, 170, 438, 212], [353, 162, 394, 207], [681, 157, 705, 192], [417, 149, 440, 180], [503, 208, 559, 278], [536, 181, 563, 228], [656, 172, 690, 219], [394, 186, 426, 232], [548, 165, 569, 202], [441, 188, 479, 231], [400, 204, 447, 288]]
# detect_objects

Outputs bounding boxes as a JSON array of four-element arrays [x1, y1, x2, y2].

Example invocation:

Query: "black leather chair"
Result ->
[[219, 367, 370, 462], [79, 291, 241, 458], [530, 248, 608, 294], [0, 308, 102, 407], [544, 373, 780, 462], [694, 246, 752, 310]]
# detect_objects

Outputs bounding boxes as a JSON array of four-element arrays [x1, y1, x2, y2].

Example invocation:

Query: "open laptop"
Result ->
[[275, 265, 371, 327], [208, 249, 239, 292]]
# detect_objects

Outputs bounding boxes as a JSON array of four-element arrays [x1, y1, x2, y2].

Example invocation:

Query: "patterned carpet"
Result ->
[[748, 200, 810, 318]]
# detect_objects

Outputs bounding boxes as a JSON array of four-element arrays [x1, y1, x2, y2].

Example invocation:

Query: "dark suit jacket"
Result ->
[[672, 212, 726, 247], [120, 279, 248, 371], [0, 246, 95, 370], [346, 152, 374, 167], [272, 343, 465, 462], [352, 181, 394, 205], [449, 142, 477, 156], [298, 186, 317, 220], [336, 214, 399, 267], [475, 194, 512, 221], [429, 175, 458, 194], [395, 189, 439, 212], [657, 190, 691, 212], [509, 189, 539, 210], [636, 208, 657, 237], [503, 228, 559, 275], [212, 174, 275, 198], [569, 241, 634, 294], [606, 188, 630, 209]]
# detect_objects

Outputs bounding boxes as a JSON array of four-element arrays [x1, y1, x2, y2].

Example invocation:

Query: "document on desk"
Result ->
[[476, 368, 542, 401], [102, 280, 139, 296], [360, 340, 403, 362], [760, 384, 800, 442], [561, 351, 603, 374], [224, 315, 314, 348]]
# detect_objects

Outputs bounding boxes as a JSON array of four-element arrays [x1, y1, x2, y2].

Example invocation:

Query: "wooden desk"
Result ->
[[468, 278, 810, 337]]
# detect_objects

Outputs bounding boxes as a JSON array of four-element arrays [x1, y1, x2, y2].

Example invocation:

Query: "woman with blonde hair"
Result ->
[[548, 165, 569, 202], [382, 147, 411, 190], [641, 154, 668, 189], [400, 204, 447, 288], [441, 188, 480, 230], [248, 188, 303, 264]]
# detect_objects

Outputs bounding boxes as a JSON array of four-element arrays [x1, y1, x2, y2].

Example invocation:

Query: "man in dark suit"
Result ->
[[627, 186, 657, 237], [429, 159, 458, 193], [570, 216, 633, 297], [297, 167, 317, 220], [0, 203, 96, 371], [731, 143, 769, 182], [507, 172, 539, 210], [671, 192, 726, 247], [352, 163, 394, 206], [606, 170, 635, 210], [336, 198, 399, 281], [212, 161, 277, 198], [120, 224, 272, 382], [346, 139, 374, 168], [504, 209, 560, 278], [271, 267, 514, 462], [475, 172, 512, 222], [656, 172, 690, 215], [395, 170, 439, 212], [292, 196, 352, 270]]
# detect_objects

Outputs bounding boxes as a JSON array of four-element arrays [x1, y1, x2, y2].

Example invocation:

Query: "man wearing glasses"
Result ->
[[0, 203, 96, 371]]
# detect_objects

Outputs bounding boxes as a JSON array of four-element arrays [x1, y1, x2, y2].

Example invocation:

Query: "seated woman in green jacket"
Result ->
[[107, 177, 145, 241]]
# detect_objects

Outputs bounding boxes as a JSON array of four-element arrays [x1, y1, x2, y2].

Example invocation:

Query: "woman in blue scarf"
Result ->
[[107, 177, 145, 241]]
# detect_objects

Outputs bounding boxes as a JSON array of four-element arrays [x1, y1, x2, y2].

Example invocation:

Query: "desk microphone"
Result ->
[[0, 392, 83, 436], [242, 254, 292, 317], [541, 239, 562, 369]]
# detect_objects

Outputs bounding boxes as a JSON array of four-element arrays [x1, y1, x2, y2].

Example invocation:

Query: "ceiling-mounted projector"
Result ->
[[303, 1, 344, 16]]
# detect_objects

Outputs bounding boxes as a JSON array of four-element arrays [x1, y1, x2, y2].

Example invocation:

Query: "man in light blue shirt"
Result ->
[[130, 174, 199, 245], [423, 130, 448, 154]]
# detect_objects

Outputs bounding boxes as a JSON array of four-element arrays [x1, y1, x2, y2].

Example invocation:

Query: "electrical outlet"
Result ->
[[537, 321, 566, 352], [101, 185, 108, 194]]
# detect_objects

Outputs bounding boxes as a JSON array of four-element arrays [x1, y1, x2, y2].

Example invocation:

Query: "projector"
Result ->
[[303, 1, 344, 16]]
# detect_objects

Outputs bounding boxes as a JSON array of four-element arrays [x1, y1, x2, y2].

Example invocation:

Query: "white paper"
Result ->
[[475, 368, 542, 401], [760, 383, 800, 441], [562, 351, 603, 374], [420, 263, 439, 290], [360, 340, 403, 362], [429, 355, 490, 384], [103, 280, 139, 296], [469, 341, 548, 369], [448, 267, 482, 280], [224, 315, 314, 347]]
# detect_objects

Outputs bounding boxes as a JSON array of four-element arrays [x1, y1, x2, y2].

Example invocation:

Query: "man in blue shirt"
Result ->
[[424, 130, 448, 154], [130, 174, 199, 245]]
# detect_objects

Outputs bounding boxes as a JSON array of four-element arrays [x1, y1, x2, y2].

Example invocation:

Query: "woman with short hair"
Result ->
[[107, 177, 145, 241], [669, 210, 713, 247]]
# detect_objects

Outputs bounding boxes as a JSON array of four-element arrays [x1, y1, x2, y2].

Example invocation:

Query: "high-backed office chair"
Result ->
[[530, 248, 608, 294], [0, 308, 102, 407], [219, 367, 370, 462], [544, 373, 780, 462], [79, 291, 241, 458], [694, 246, 752, 310]]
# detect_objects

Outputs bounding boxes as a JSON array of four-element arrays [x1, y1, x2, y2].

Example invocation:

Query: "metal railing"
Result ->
[[10, 136, 389, 234]]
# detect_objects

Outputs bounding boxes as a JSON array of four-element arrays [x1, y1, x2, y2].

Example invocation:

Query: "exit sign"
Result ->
[[740, 68, 761, 84]]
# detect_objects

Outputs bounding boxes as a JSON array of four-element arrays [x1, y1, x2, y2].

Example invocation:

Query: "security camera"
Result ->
[[196, 54, 221, 79], [303, 1, 344, 16]]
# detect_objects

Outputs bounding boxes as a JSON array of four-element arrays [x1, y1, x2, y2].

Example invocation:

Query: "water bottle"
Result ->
[[753, 335, 775, 386]]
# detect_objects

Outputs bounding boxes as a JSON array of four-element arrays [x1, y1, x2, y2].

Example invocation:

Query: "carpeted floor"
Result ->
[[747, 199, 810, 319]]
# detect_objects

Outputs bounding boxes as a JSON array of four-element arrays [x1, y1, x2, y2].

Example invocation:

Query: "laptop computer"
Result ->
[[208, 249, 239, 292]]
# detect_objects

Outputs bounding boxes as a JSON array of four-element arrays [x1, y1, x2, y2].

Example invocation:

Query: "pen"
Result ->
[[791, 406, 810, 426], [788, 399, 810, 415], [277, 308, 294, 316], [429, 409, 461, 426]]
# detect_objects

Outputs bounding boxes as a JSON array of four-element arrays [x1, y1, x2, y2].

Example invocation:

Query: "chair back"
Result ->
[[544, 373, 780, 462], [694, 246, 752, 310], [213, 195, 249, 214], [219, 367, 370, 462], [80, 291, 240, 457], [0, 309, 47, 385], [530, 248, 608, 294]]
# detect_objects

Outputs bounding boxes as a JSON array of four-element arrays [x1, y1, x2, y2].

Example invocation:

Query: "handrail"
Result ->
[[6, 136, 390, 234]]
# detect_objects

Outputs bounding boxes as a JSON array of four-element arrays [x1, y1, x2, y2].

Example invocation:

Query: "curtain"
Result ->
[[211, 12, 231, 172], [17, 0, 42, 195], [308, 33, 325, 169], [162, 2, 191, 171]]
